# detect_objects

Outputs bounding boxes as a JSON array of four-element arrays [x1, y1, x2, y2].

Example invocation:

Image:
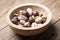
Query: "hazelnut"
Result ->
[[27, 8, 33, 16], [18, 15, 28, 21], [24, 22, 30, 27], [12, 17, 19, 24], [31, 22, 37, 28], [20, 20, 25, 25], [35, 17, 42, 23], [29, 16, 35, 23]]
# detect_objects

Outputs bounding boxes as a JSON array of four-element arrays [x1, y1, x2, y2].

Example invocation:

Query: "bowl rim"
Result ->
[[7, 3, 52, 30]]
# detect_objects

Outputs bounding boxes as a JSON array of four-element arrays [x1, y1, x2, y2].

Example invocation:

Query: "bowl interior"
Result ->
[[9, 4, 52, 30], [10, 5, 47, 19]]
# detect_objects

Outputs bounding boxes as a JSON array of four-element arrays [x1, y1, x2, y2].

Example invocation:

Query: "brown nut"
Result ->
[[18, 15, 28, 21], [29, 16, 35, 23], [24, 22, 30, 27], [12, 17, 19, 24]]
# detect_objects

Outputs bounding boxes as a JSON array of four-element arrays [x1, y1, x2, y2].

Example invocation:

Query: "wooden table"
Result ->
[[0, 0, 60, 40]]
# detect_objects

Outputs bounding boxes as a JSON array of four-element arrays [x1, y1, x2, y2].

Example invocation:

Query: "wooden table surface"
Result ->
[[0, 0, 60, 40]]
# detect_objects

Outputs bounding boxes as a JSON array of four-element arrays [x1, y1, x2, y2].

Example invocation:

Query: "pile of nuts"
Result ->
[[11, 8, 47, 27]]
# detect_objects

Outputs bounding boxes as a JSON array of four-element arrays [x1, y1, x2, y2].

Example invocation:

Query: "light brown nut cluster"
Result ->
[[11, 8, 47, 27]]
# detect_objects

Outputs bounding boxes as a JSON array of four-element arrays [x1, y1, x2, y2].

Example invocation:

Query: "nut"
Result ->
[[24, 22, 30, 27], [35, 17, 42, 23], [12, 17, 19, 24], [20, 20, 25, 25], [29, 16, 35, 23], [27, 8, 33, 16], [31, 22, 37, 27], [18, 15, 28, 21]]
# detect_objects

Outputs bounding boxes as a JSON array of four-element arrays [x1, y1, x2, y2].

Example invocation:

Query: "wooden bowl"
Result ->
[[7, 3, 52, 36]]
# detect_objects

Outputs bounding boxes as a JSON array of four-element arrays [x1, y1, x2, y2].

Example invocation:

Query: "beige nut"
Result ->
[[18, 15, 28, 21], [27, 8, 33, 16], [31, 22, 38, 28], [24, 22, 30, 27], [35, 17, 42, 23], [20, 20, 25, 25]]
